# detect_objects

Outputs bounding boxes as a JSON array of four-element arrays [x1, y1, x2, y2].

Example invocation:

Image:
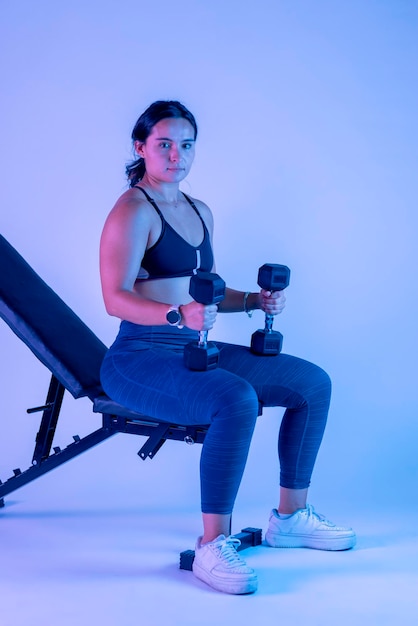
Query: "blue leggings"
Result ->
[[100, 322, 331, 514]]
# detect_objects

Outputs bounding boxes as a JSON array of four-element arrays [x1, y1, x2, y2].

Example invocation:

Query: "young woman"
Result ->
[[99, 100, 355, 595]]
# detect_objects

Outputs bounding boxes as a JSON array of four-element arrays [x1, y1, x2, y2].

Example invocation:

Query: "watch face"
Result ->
[[167, 309, 181, 325]]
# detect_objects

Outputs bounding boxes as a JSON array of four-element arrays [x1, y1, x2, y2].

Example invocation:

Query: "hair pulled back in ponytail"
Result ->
[[125, 157, 146, 187], [125, 100, 198, 187]]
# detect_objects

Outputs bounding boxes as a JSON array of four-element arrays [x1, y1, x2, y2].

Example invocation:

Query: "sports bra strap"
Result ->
[[134, 185, 203, 222], [134, 186, 164, 218]]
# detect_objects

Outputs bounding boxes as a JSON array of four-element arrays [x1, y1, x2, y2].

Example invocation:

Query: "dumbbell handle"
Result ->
[[190, 271, 225, 346], [198, 330, 209, 347], [264, 315, 274, 333], [184, 271, 226, 371], [259, 264, 290, 328], [250, 263, 290, 356]]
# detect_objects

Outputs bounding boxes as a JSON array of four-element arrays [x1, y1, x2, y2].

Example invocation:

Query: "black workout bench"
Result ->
[[0, 234, 262, 568]]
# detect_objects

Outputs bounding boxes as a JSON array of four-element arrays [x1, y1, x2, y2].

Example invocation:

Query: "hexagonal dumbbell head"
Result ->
[[189, 271, 226, 305], [257, 264, 290, 292]]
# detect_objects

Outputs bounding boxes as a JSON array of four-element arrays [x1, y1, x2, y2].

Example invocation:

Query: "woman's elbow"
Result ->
[[102, 292, 123, 318]]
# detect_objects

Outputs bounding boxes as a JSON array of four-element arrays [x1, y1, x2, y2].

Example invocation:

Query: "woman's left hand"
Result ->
[[259, 289, 286, 316]]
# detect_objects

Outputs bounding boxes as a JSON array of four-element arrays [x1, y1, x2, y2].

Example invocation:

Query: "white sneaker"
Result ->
[[192, 534, 258, 594], [265, 504, 356, 551]]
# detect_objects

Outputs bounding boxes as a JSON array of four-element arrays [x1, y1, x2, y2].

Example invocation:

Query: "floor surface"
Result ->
[[1, 436, 417, 626]]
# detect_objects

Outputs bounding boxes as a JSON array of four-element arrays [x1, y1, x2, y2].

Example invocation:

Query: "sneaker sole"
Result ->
[[265, 532, 356, 551], [192, 562, 258, 594]]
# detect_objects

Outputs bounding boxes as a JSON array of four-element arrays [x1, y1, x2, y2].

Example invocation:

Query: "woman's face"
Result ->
[[136, 117, 196, 184]]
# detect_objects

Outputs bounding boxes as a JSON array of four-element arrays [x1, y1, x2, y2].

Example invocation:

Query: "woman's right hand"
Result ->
[[180, 301, 218, 332]]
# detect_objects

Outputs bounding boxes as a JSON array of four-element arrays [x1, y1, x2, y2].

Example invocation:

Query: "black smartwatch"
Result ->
[[166, 306, 183, 328]]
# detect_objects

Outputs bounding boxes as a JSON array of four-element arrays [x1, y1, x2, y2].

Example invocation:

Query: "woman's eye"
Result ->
[[159, 142, 171, 149], [183, 143, 193, 150]]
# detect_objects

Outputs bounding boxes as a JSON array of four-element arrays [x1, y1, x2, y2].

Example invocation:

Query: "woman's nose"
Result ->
[[169, 146, 180, 161]]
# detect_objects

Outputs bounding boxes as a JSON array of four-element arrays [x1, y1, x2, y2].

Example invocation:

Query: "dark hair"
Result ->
[[125, 100, 198, 187]]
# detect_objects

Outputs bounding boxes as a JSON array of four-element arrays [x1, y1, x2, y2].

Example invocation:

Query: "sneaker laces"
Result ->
[[305, 504, 338, 528], [213, 536, 246, 569]]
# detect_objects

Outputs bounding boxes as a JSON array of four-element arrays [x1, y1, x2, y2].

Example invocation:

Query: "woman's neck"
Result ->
[[139, 176, 180, 206]]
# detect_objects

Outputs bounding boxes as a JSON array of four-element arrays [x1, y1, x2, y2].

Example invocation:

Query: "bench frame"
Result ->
[[0, 234, 262, 568]]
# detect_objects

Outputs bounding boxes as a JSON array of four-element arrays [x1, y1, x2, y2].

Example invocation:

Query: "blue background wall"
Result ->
[[1, 0, 417, 516]]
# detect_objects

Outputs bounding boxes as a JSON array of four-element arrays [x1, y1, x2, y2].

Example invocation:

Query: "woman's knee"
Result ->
[[214, 377, 259, 424], [287, 360, 332, 410], [311, 362, 332, 393]]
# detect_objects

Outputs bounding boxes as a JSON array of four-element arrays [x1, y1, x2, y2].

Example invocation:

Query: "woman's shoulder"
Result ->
[[109, 187, 156, 222]]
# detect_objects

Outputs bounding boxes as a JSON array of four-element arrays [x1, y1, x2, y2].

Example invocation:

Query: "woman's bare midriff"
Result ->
[[134, 275, 194, 306]]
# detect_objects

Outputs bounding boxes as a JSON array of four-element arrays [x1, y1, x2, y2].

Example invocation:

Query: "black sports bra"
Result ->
[[134, 186, 214, 280]]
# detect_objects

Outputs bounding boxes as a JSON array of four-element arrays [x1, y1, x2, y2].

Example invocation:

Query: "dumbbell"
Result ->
[[250, 263, 291, 356], [184, 271, 226, 371]]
